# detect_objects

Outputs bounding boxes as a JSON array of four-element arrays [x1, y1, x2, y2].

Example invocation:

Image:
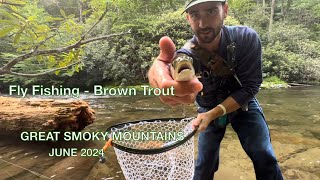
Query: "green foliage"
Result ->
[[262, 23, 320, 83], [228, 0, 256, 23], [264, 76, 286, 84], [286, 0, 320, 38], [228, 0, 320, 84], [80, 1, 244, 85], [0, 0, 319, 89], [0, 0, 87, 86], [268, 23, 319, 58], [261, 76, 289, 89], [82, 6, 190, 85], [224, 15, 241, 26]]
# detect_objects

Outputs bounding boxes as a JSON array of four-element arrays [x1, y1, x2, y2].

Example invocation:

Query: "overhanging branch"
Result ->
[[79, 3, 109, 42], [9, 61, 83, 77], [80, 29, 131, 45], [0, 30, 131, 74], [3, 5, 27, 19], [0, 1, 25, 6], [0, 1, 131, 77]]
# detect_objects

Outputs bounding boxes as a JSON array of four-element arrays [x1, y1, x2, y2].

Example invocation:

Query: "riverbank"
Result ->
[[206, 127, 320, 180], [260, 76, 289, 89]]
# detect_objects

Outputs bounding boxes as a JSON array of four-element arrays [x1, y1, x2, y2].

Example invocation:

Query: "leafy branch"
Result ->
[[0, 1, 131, 77], [9, 61, 83, 77], [0, 30, 131, 76], [0, 0, 25, 7]]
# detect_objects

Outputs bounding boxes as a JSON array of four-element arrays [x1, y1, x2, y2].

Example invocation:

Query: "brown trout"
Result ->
[[170, 53, 196, 81]]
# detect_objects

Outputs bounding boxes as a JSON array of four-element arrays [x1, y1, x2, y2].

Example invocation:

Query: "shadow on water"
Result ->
[[0, 86, 319, 179]]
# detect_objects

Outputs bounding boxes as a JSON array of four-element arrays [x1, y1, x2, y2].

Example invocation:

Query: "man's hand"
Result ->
[[192, 112, 214, 132], [192, 108, 220, 131], [192, 97, 239, 131], [148, 36, 203, 106]]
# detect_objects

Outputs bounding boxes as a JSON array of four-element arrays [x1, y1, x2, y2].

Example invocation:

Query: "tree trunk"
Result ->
[[0, 96, 95, 133], [284, 0, 292, 20], [78, 0, 83, 24], [262, 0, 266, 15], [268, 0, 276, 41], [281, 0, 284, 18]]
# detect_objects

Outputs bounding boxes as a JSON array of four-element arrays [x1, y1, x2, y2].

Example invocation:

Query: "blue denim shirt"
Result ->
[[177, 26, 262, 108]]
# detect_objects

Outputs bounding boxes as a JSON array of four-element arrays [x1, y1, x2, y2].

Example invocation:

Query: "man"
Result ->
[[148, 0, 284, 179]]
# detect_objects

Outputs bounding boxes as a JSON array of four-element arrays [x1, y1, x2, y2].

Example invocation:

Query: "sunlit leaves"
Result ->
[[0, 26, 15, 37], [47, 55, 56, 68], [0, 9, 17, 19], [27, 15, 36, 21], [1, 0, 26, 6], [60, 9, 67, 18], [13, 29, 22, 44], [45, 17, 64, 22], [0, 0, 88, 76], [224, 16, 241, 26], [82, 9, 91, 16]]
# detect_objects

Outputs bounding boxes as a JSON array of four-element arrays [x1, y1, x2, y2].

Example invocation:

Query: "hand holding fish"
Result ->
[[148, 36, 203, 107]]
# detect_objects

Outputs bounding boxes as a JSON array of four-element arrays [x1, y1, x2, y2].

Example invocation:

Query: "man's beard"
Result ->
[[194, 24, 223, 44]]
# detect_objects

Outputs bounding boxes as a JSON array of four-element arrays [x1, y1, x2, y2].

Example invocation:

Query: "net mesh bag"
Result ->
[[109, 118, 195, 180]]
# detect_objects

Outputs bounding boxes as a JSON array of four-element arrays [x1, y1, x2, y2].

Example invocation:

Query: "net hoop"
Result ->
[[105, 117, 197, 155]]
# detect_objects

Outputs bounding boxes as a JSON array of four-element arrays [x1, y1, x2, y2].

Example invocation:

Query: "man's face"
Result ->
[[186, 2, 228, 44]]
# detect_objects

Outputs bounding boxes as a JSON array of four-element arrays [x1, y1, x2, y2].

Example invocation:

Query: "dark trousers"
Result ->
[[194, 99, 284, 180]]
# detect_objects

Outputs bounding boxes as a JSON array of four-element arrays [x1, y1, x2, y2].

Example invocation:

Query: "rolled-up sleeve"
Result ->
[[230, 28, 262, 106]]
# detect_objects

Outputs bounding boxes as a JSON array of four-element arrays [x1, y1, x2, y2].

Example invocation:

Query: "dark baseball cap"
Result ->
[[183, 0, 226, 13]]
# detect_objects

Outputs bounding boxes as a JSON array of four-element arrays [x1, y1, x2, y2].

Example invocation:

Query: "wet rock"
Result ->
[[41, 152, 97, 179], [280, 147, 320, 177], [283, 169, 320, 180]]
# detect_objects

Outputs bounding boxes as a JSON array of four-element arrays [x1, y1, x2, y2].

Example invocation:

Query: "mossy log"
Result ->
[[0, 96, 95, 132]]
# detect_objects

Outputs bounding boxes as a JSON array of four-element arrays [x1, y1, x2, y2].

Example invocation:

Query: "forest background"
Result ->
[[0, 0, 319, 91]]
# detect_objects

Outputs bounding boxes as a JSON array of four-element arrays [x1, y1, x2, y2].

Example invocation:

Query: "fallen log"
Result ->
[[0, 96, 95, 132], [287, 83, 312, 87]]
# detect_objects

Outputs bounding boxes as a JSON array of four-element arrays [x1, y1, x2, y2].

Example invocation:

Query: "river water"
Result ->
[[0, 86, 319, 179]]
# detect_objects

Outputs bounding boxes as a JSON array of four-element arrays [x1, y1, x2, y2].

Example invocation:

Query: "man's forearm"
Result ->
[[207, 95, 241, 118]]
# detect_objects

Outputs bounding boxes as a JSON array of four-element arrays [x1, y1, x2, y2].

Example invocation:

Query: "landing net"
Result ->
[[107, 118, 195, 180]]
